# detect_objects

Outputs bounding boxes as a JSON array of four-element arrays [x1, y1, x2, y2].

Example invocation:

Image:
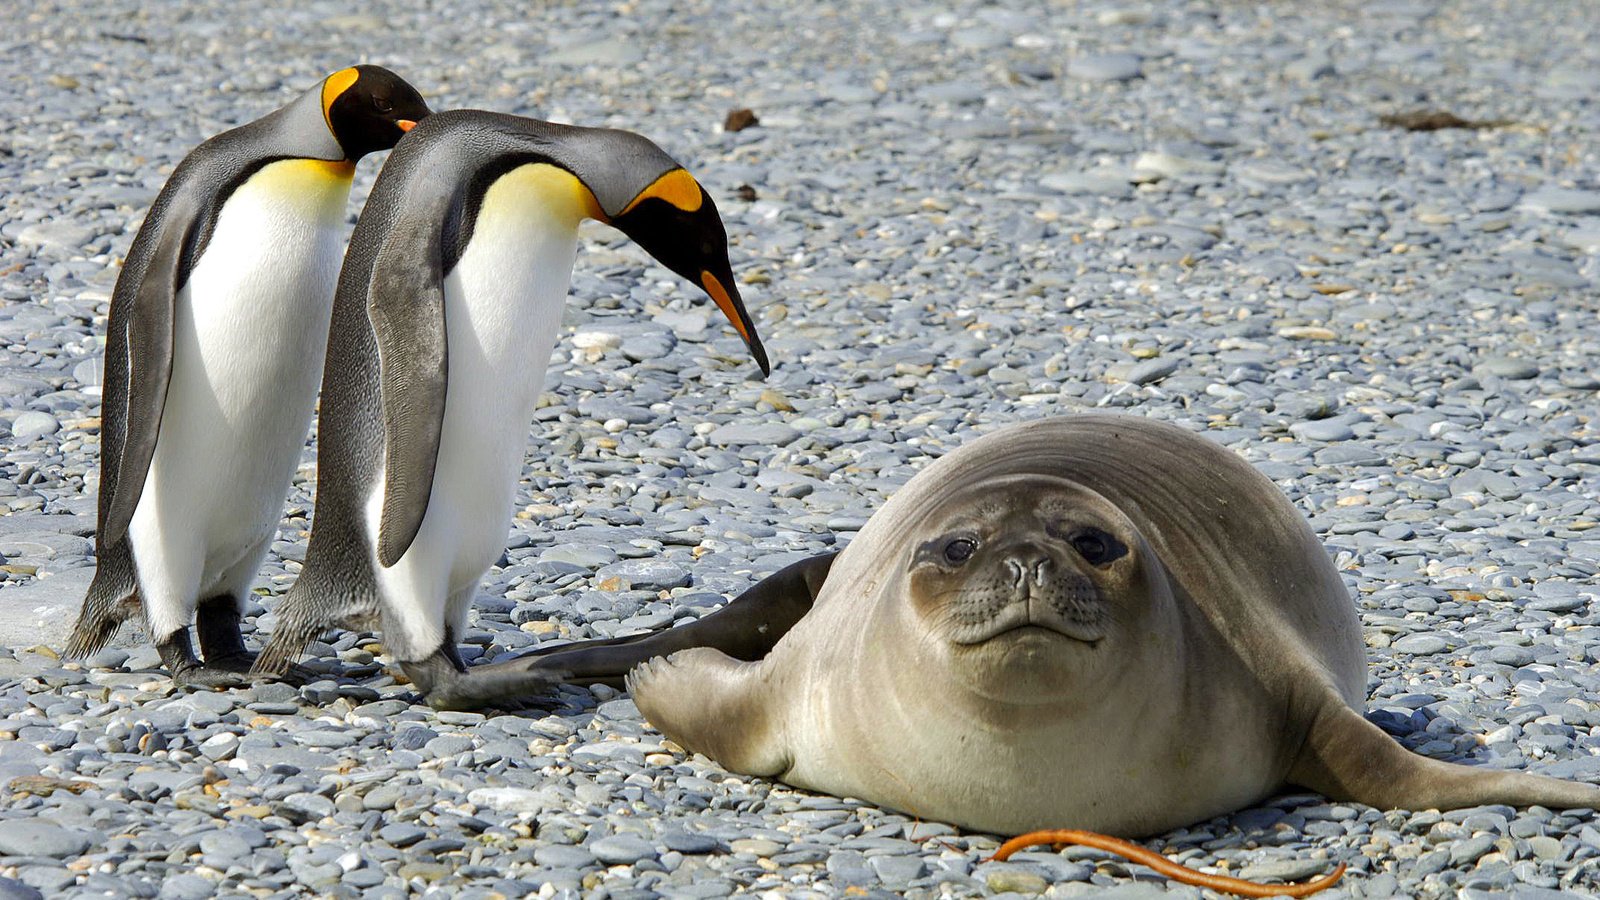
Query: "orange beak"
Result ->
[[699, 270, 770, 375], [397, 120, 418, 133]]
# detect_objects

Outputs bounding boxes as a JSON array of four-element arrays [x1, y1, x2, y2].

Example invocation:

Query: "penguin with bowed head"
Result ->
[[251, 109, 770, 709], [64, 66, 431, 686]]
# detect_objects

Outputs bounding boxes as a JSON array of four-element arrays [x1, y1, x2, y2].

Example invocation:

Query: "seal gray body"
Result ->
[[252, 110, 769, 709], [64, 67, 429, 685], [523, 415, 1600, 835]]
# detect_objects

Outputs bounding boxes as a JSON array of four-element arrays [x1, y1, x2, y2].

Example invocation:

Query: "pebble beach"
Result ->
[[2, 0, 1599, 896]]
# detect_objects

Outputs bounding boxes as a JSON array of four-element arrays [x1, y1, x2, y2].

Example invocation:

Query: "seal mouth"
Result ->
[[961, 618, 1104, 647], [986, 622, 1101, 647], [951, 599, 1107, 646]]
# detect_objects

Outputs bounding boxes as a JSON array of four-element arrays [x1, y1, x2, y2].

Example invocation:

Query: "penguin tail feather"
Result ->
[[252, 613, 321, 677], [63, 581, 134, 659]]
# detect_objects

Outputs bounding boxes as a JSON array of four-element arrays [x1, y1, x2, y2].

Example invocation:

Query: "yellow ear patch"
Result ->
[[321, 67, 361, 130], [621, 168, 704, 216]]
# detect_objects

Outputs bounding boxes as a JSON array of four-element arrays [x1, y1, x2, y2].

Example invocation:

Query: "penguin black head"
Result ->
[[322, 65, 432, 161], [607, 169, 771, 375]]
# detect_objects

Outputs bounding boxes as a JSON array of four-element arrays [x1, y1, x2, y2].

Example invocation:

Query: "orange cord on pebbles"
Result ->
[[990, 830, 1347, 898]]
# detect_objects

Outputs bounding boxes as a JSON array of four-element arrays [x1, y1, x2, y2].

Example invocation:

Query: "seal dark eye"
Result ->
[[942, 538, 977, 565], [1069, 528, 1126, 566]]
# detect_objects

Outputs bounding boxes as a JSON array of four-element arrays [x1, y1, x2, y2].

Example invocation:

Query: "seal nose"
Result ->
[[1006, 555, 1052, 590]]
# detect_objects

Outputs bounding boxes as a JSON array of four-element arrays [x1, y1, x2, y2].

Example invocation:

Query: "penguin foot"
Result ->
[[201, 650, 317, 686], [401, 648, 564, 711], [158, 631, 307, 690]]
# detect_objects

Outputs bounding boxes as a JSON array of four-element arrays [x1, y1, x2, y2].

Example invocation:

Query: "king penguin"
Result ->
[[250, 109, 770, 709], [63, 66, 432, 686]]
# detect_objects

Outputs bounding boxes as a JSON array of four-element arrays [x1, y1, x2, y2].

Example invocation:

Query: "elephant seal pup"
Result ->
[[520, 414, 1600, 836]]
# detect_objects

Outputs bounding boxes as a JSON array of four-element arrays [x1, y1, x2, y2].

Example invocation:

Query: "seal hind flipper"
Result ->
[[492, 551, 838, 691], [1290, 699, 1600, 811], [368, 208, 450, 568], [628, 648, 792, 777]]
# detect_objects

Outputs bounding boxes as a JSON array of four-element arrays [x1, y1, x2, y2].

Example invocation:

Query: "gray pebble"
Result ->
[[1067, 53, 1143, 81], [0, 824, 93, 859], [590, 834, 657, 865]]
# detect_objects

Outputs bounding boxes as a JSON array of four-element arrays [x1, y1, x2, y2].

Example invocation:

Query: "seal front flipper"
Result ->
[[1289, 696, 1600, 811], [496, 551, 839, 690], [629, 648, 793, 777], [369, 206, 450, 568]]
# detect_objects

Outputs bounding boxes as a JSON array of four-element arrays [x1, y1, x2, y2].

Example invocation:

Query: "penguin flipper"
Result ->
[[99, 211, 192, 547], [367, 208, 449, 568]]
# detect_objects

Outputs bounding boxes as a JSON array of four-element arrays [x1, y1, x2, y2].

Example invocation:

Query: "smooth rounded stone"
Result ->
[[589, 834, 657, 865], [281, 792, 336, 820], [425, 734, 475, 758], [9, 413, 59, 442], [0, 877, 42, 900], [1315, 445, 1386, 466], [1450, 834, 1499, 866], [296, 729, 358, 749], [1490, 645, 1537, 667], [1474, 357, 1539, 380], [595, 559, 691, 591], [1239, 857, 1339, 881], [13, 868, 71, 893], [1393, 634, 1449, 655], [0, 823, 94, 858], [1235, 160, 1314, 185], [546, 40, 643, 66], [466, 787, 557, 814], [82, 647, 130, 670], [535, 844, 597, 869], [1520, 188, 1600, 215], [1066, 52, 1142, 81], [661, 831, 720, 854], [539, 544, 618, 568], [71, 358, 103, 388], [869, 854, 928, 886], [1039, 169, 1133, 197], [378, 824, 426, 848], [159, 874, 216, 900], [728, 838, 782, 857], [1290, 419, 1356, 442], [706, 422, 800, 447], [197, 733, 239, 760], [621, 334, 676, 362], [197, 831, 252, 862], [1124, 356, 1181, 385], [16, 222, 95, 251], [983, 865, 1049, 894]]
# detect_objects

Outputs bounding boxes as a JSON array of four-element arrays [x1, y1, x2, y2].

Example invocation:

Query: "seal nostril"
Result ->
[[1006, 559, 1026, 588], [1032, 558, 1051, 586]]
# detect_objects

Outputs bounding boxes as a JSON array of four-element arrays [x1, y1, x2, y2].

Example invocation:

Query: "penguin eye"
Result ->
[[373, 96, 394, 114], [1068, 528, 1125, 566], [942, 538, 977, 565]]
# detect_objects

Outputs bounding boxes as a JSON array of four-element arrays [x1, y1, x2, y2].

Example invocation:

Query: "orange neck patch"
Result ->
[[621, 168, 703, 216], [320, 67, 360, 132]]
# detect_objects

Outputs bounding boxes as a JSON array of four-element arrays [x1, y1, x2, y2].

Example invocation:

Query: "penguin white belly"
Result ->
[[128, 159, 353, 636], [372, 162, 592, 660]]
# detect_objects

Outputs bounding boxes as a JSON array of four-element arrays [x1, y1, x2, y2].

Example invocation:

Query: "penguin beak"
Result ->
[[397, 120, 418, 132], [699, 270, 770, 376]]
